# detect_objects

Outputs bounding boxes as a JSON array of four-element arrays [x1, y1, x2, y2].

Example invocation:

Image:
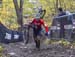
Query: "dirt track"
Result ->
[[1, 42, 75, 57]]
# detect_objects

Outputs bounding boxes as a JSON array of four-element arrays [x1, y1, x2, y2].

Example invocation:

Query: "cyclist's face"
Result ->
[[36, 18, 40, 20]]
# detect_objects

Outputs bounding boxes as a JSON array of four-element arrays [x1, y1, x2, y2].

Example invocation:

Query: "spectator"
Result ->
[[58, 7, 71, 16], [57, 7, 72, 38], [58, 7, 66, 16]]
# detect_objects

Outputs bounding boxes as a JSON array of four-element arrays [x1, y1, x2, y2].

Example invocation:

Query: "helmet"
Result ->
[[38, 6, 42, 10], [35, 13, 41, 19]]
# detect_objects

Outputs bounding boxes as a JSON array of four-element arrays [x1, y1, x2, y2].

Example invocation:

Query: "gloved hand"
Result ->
[[45, 31, 50, 36], [45, 32, 48, 36]]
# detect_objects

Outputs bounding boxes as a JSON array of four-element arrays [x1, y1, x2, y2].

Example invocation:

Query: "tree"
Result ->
[[13, 0, 23, 31], [0, 0, 2, 8]]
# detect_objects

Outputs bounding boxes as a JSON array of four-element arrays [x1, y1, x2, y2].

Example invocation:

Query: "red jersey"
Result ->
[[31, 19, 48, 32]]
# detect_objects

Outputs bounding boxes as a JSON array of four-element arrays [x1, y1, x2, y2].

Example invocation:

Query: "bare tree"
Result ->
[[55, 0, 59, 12], [13, 0, 23, 31]]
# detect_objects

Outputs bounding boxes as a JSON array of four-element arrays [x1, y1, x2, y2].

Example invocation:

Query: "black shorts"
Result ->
[[33, 28, 42, 37]]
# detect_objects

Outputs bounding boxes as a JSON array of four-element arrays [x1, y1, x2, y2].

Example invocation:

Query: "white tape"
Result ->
[[5, 33, 11, 40], [73, 26, 75, 29], [64, 25, 73, 29], [14, 35, 19, 39], [57, 27, 60, 30], [51, 26, 57, 30], [73, 22, 75, 24]]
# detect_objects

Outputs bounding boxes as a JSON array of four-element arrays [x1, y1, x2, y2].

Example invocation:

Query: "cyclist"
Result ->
[[29, 14, 49, 50]]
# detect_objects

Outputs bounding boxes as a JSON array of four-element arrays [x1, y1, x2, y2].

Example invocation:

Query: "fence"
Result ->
[[50, 13, 75, 41]]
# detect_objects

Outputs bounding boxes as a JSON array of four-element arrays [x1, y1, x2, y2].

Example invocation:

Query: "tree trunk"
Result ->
[[13, 0, 23, 31], [19, 0, 23, 27], [55, 0, 59, 13]]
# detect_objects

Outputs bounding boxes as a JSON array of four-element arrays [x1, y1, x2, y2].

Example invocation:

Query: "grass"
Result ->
[[44, 38, 75, 48], [0, 45, 4, 57]]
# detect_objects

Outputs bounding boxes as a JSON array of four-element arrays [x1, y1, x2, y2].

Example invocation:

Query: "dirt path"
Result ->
[[1, 42, 75, 57]]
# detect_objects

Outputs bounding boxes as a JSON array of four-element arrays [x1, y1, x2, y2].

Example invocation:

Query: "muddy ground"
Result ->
[[1, 41, 75, 57]]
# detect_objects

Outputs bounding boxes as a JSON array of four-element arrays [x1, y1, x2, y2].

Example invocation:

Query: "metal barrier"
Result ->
[[50, 13, 75, 41], [0, 23, 23, 43]]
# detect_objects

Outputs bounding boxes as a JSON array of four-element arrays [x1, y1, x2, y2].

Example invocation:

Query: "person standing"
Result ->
[[57, 7, 72, 39]]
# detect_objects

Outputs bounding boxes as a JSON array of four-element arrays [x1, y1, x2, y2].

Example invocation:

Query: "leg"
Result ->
[[33, 28, 41, 50], [33, 35, 40, 50]]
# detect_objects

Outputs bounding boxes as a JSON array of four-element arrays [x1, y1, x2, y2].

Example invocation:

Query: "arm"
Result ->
[[30, 19, 35, 24], [28, 19, 35, 28], [41, 19, 48, 33], [44, 23, 48, 33]]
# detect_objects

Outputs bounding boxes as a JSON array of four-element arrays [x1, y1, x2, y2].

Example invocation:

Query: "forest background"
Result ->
[[0, 0, 75, 30]]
